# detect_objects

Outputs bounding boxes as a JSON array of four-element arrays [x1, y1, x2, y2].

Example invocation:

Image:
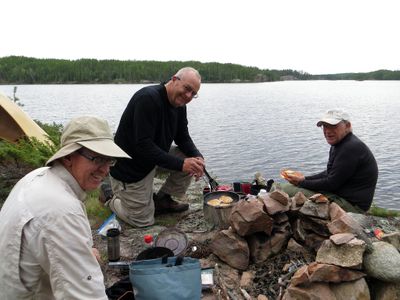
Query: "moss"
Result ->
[[368, 204, 400, 218]]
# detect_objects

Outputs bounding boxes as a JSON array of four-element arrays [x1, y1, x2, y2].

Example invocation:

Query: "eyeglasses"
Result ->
[[77, 150, 117, 167], [175, 76, 198, 98]]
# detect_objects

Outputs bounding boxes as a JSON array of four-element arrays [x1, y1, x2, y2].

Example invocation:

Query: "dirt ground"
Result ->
[[92, 178, 400, 299], [92, 179, 318, 299], [93, 208, 321, 299], [3, 163, 399, 299]]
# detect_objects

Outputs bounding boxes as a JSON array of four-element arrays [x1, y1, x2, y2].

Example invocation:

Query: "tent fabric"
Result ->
[[0, 92, 50, 144]]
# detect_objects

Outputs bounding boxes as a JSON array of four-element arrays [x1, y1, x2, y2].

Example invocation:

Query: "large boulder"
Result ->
[[363, 241, 400, 283], [210, 228, 249, 270], [230, 198, 274, 236]]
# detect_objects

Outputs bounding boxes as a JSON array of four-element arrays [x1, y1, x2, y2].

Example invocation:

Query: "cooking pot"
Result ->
[[203, 191, 240, 229]]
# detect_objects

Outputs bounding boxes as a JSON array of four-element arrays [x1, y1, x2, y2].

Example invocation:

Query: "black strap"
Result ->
[[161, 255, 169, 264], [175, 256, 184, 266]]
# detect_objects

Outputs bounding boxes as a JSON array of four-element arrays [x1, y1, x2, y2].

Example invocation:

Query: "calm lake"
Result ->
[[1, 81, 399, 210]]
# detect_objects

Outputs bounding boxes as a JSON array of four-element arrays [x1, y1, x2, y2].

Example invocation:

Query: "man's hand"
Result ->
[[285, 171, 305, 186], [281, 169, 305, 186], [183, 157, 205, 180]]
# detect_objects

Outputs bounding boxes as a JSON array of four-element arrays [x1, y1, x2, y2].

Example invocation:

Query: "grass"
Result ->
[[368, 203, 400, 218], [85, 190, 113, 228]]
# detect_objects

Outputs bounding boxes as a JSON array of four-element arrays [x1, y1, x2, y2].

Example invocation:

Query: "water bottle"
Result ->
[[143, 234, 154, 248], [107, 228, 120, 262]]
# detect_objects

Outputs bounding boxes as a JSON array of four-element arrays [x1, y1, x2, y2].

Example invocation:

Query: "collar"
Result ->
[[50, 162, 87, 202]]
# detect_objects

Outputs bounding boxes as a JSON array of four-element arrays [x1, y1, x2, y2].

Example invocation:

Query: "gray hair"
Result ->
[[175, 67, 201, 82]]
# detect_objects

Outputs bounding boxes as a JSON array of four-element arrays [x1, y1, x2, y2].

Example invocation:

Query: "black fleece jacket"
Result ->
[[110, 84, 202, 183], [299, 132, 378, 211]]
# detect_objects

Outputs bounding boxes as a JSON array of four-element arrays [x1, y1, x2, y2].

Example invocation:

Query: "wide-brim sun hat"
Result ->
[[46, 116, 130, 166], [316, 109, 351, 127]]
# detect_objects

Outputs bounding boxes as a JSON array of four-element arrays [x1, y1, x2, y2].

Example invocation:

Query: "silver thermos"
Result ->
[[107, 228, 120, 262]]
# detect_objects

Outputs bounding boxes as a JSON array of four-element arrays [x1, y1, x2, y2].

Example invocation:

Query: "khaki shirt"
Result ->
[[0, 163, 107, 299]]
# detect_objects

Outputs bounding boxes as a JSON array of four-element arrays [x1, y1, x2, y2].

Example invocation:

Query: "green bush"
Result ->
[[0, 122, 62, 206]]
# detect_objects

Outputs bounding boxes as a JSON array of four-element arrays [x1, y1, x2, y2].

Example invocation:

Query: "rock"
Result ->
[[283, 282, 336, 300], [316, 238, 366, 269], [240, 271, 255, 288], [328, 214, 361, 234], [210, 228, 249, 270], [299, 200, 330, 220], [330, 277, 370, 300], [329, 202, 347, 221], [290, 265, 310, 287], [368, 278, 400, 300], [307, 262, 366, 283], [292, 192, 307, 207], [309, 193, 329, 203], [247, 232, 271, 264], [272, 212, 289, 224], [300, 216, 330, 237], [270, 231, 291, 255], [263, 195, 290, 215], [285, 276, 370, 300], [292, 218, 307, 244], [269, 190, 290, 206], [230, 199, 274, 237], [363, 241, 400, 282], [273, 221, 291, 234], [327, 213, 373, 251], [247, 231, 290, 264], [304, 232, 327, 252], [330, 233, 356, 245], [287, 238, 307, 254], [381, 232, 400, 251], [216, 263, 240, 289]]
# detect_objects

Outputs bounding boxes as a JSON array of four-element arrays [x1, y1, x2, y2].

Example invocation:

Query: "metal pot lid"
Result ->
[[154, 228, 188, 256]]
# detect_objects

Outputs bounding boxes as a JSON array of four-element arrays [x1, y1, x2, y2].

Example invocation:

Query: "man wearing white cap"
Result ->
[[281, 109, 378, 213], [0, 116, 130, 299]]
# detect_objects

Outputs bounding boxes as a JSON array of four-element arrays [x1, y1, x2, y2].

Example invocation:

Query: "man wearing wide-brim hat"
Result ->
[[0, 116, 130, 299], [279, 109, 378, 213]]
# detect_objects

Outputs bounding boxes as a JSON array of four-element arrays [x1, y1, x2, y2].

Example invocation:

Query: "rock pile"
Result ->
[[209, 190, 400, 299]]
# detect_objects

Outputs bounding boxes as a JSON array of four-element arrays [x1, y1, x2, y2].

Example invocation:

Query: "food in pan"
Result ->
[[219, 195, 234, 204], [207, 195, 235, 207], [207, 199, 221, 206]]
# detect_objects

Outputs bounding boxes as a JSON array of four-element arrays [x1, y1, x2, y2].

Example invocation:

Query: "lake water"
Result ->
[[1, 81, 399, 210]]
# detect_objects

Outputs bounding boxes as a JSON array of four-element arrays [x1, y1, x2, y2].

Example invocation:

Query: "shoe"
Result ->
[[154, 193, 189, 215]]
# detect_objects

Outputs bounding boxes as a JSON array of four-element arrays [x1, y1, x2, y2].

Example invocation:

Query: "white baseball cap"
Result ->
[[317, 109, 350, 127]]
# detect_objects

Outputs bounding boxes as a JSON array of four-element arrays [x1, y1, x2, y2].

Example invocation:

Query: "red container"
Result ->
[[241, 182, 252, 194], [216, 184, 232, 192]]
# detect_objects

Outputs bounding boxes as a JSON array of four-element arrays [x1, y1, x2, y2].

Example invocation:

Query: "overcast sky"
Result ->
[[1, 0, 399, 74]]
